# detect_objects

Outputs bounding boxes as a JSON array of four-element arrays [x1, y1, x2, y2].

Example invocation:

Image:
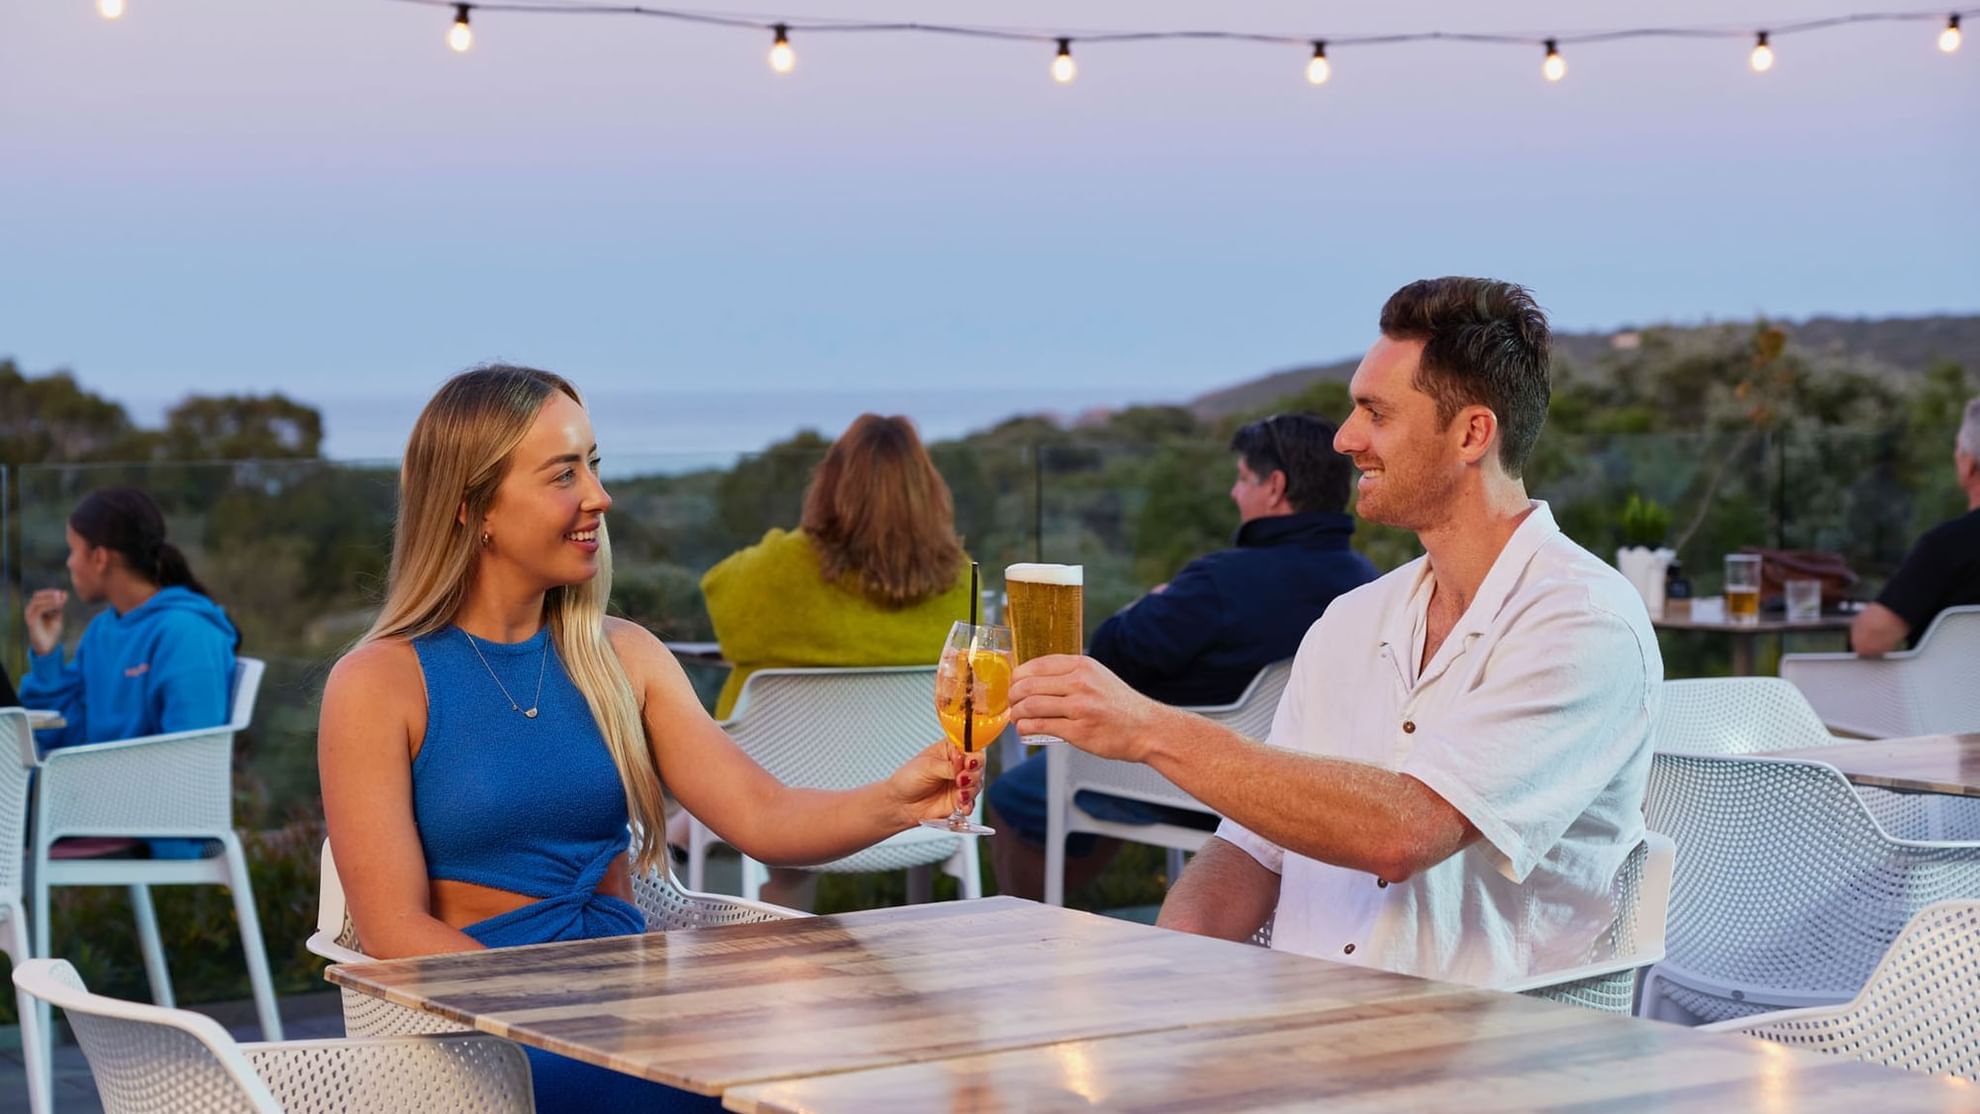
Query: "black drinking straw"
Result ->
[[963, 562, 979, 753]]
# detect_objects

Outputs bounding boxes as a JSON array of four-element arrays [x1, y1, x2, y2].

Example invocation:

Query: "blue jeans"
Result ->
[[988, 749, 1217, 857]]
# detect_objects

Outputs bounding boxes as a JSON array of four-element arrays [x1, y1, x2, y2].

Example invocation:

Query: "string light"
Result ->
[[768, 23, 795, 73], [447, 4, 473, 52], [1305, 41, 1330, 85], [1542, 39, 1566, 82], [1941, 14, 1963, 52], [1750, 30, 1774, 71], [97, 0, 125, 20], [1051, 38, 1076, 84]]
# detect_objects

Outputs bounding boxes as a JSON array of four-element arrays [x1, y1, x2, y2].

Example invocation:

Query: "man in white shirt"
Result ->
[[1009, 276, 1661, 986]]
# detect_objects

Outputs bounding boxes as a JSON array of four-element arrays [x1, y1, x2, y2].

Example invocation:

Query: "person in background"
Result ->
[[695, 413, 975, 906], [986, 413, 1378, 900], [19, 488, 240, 859], [1850, 394, 1980, 655], [1012, 277, 1661, 990], [319, 368, 971, 1114]]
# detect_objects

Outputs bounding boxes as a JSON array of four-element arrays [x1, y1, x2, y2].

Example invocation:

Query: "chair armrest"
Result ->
[[305, 929, 368, 966], [1498, 953, 1657, 995], [1698, 1001, 1851, 1034], [240, 1034, 533, 1114], [35, 725, 236, 837]]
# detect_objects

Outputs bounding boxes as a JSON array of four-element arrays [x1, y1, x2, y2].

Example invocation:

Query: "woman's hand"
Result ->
[[888, 741, 980, 827], [24, 589, 67, 657]]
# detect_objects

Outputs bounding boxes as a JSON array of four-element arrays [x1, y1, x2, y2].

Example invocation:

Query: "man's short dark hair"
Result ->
[[1378, 276, 1552, 477], [1229, 413, 1352, 514]]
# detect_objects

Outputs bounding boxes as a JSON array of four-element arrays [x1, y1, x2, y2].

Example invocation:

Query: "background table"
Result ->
[[1652, 607, 1853, 675], [1759, 734, 1980, 798], [328, 897, 1449, 1098], [725, 988, 1974, 1113]]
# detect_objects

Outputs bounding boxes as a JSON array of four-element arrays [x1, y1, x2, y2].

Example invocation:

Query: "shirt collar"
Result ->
[[1378, 500, 1561, 655], [1233, 510, 1356, 549]]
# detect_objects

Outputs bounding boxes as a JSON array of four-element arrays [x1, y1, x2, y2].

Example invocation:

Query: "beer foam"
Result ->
[[1005, 563, 1083, 586]]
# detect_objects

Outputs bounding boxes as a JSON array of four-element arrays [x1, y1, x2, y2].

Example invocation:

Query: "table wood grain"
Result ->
[[1759, 734, 1980, 799], [327, 897, 1454, 1097], [724, 988, 1978, 1113]]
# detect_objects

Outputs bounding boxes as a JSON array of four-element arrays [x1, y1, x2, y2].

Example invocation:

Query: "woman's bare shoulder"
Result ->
[[325, 638, 424, 705]]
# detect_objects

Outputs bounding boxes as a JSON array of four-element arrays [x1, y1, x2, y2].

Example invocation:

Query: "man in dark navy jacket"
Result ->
[[988, 413, 1379, 899]]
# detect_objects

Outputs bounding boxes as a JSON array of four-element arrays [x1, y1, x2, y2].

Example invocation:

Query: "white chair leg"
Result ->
[[952, 839, 983, 900], [1043, 743, 1069, 907], [130, 883, 176, 1009], [1165, 848, 1188, 885], [739, 856, 765, 901], [221, 834, 284, 1041], [7, 913, 50, 1114], [687, 819, 711, 893], [31, 868, 56, 1110]]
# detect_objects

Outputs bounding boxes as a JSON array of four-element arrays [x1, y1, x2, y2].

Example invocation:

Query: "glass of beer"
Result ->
[[920, 621, 1012, 836], [1004, 563, 1083, 745], [1724, 553, 1762, 626]]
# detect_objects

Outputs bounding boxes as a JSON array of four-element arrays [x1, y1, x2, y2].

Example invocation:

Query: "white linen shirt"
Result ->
[[1216, 501, 1660, 988]]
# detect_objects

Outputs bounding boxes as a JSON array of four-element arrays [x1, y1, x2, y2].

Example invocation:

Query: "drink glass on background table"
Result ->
[[921, 621, 1013, 836], [1724, 553, 1762, 626], [1785, 578, 1823, 623], [1003, 563, 1083, 745]]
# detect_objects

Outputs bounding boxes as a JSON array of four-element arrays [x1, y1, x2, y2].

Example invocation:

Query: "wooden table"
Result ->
[[726, 989, 1975, 1113], [327, 897, 1447, 1098], [1652, 605, 1854, 676], [1759, 733, 1980, 798], [26, 710, 64, 730]]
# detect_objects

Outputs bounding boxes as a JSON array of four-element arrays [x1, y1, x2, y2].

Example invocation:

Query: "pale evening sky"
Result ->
[[2, 0, 1975, 456]]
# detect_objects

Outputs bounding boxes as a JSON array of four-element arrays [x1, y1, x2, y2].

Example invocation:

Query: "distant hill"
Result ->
[[1189, 313, 1980, 419]]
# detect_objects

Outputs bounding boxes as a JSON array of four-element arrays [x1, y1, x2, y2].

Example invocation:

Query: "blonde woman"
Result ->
[[318, 366, 978, 1113]]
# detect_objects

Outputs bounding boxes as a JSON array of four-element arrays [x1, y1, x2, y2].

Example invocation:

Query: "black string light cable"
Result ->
[[101, 0, 1980, 80]]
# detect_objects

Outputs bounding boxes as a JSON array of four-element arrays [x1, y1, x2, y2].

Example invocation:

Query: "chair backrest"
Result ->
[[1595, 830, 1676, 971], [1645, 752, 1980, 998], [230, 657, 266, 730], [1063, 659, 1293, 815], [1652, 678, 1834, 755], [1806, 898, 1980, 1079], [1782, 606, 1980, 738], [12, 958, 282, 1113], [725, 666, 941, 790], [0, 710, 37, 904]]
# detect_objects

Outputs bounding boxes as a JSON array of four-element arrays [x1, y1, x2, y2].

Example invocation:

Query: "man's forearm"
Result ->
[[1157, 837, 1279, 941], [1142, 707, 1466, 882]]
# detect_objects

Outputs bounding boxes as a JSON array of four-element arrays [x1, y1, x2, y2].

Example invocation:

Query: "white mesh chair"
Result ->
[[685, 667, 984, 903], [1781, 605, 1980, 739], [1503, 831, 1675, 1014], [1653, 677, 1978, 840], [307, 838, 800, 1037], [27, 658, 282, 1110], [1041, 660, 1292, 907], [1703, 899, 1980, 1080], [1, 710, 54, 1114], [13, 957, 533, 1113], [1641, 753, 1980, 1025]]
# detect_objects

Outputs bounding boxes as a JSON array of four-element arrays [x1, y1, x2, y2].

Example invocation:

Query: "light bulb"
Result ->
[[448, 5, 473, 53], [1306, 42, 1330, 85], [1542, 39, 1566, 82], [1051, 39, 1076, 84], [1749, 31, 1773, 72], [97, 0, 125, 20], [768, 24, 795, 74], [1939, 15, 1962, 53]]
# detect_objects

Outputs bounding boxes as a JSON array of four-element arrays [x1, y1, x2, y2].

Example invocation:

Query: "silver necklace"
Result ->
[[462, 628, 549, 718]]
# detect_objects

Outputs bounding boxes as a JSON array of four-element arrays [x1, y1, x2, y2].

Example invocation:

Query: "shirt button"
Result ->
[[1402, 720, 1416, 734], [1343, 944, 1356, 955], [1376, 879, 1389, 889]]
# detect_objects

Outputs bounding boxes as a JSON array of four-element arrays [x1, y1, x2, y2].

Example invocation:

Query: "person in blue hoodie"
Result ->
[[20, 489, 239, 858]]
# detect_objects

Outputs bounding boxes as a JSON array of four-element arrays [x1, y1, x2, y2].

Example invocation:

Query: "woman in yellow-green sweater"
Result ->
[[702, 413, 973, 721]]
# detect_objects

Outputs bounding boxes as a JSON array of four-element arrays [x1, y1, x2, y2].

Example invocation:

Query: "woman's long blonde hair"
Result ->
[[363, 365, 666, 872]]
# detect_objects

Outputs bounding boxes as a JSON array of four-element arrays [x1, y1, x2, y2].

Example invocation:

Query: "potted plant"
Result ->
[[1616, 493, 1676, 617]]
